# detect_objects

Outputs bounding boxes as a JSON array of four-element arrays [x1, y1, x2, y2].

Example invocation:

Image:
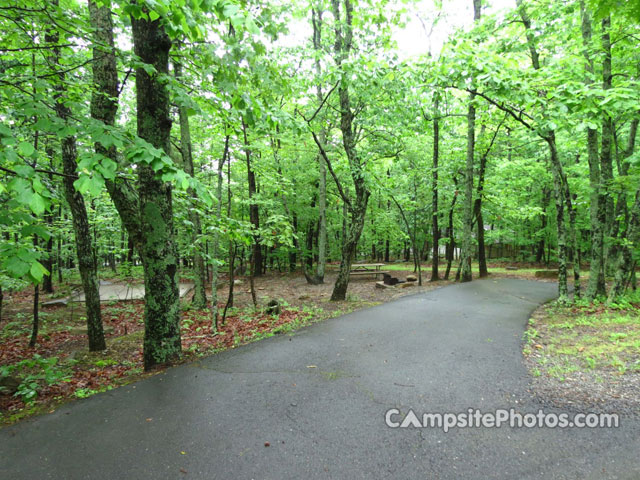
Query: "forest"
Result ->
[[1, 0, 639, 379]]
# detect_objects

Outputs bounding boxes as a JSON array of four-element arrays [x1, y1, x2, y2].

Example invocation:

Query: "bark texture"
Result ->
[[329, 0, 371, 301], [54, 2, 105, 351], [131, 14, 181, 369]]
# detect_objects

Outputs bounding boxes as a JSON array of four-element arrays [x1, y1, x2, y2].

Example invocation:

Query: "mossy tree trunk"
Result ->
[[608, 190, 640, 300], [51, 1, 105, 351], [131, 14, 181, 370], [580, 2, 606, 298], [328, 0, 371, 301], [546, 135, 569, 301]]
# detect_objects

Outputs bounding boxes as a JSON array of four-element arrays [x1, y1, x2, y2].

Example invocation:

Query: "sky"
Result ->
[[394, 0, 516, 58], [276, 0, 517, 60]]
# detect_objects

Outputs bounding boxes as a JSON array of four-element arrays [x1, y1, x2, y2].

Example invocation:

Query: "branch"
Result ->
[[310, 130, 352, 210], [480, 112, 508, 161], [299, 81, 339, 124], [471, 89, 535, 131], [118, 68, 132, 96], [0, 164, 79, 180], [0, 44, 76, 52]]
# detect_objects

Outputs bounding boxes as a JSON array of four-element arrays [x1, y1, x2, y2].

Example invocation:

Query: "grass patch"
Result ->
[[524, 293, 640, 379]]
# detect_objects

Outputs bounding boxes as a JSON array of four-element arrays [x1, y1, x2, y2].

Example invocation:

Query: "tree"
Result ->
[[173, 55, 207, 310], [459, 0, 482, 283], [130, 10, 181, 369], [49, 0, 105, 351]]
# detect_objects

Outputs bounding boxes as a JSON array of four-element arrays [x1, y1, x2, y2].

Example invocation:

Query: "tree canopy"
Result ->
[[1, 0, 638, 368]]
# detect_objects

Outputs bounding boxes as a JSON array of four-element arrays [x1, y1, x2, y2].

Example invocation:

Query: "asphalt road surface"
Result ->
[[1, 278, 638, 479]]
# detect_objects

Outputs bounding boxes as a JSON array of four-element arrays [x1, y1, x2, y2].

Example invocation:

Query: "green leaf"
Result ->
[[29, 261, 48, 283], [18, 142, 35, 157], [5, 256, 30, 278], [29, 193, 46, 216]]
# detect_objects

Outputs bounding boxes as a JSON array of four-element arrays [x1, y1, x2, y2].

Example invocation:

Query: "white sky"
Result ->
[[395, 0, 516, 58], [278, 0, 516, 59]]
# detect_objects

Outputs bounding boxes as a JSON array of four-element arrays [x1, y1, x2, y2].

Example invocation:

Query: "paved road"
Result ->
[[1, 279, 638, 479]]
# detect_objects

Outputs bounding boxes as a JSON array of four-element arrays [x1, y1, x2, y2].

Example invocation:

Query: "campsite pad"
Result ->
[[43, 282, 194, 306]]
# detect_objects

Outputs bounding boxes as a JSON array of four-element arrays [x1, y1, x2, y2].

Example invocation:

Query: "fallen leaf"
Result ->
[[180, 451, 186, 455], [264, 442, 270, 447]]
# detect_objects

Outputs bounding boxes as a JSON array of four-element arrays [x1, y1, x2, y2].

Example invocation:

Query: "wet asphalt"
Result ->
[[1, 278, 638, 479]]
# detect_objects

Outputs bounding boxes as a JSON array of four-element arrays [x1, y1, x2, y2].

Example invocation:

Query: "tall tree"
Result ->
[[173, 56, 207, 309], [514, 0, 576, 301], [580, 1, 606, 298], [459, 0, 482, 283], [131, 11, 181, 369], [327, 0, 371, 301], [210, 135, 229, 329], [430, 91, 441, 281], [50, 0, 105, 351], [308, 4, 328, 285]]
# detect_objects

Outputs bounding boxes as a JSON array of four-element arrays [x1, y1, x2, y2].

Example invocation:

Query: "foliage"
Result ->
[[0, 355, 71, 404]]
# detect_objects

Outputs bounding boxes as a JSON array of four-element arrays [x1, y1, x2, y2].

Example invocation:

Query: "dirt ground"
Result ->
[[210, 268, 448, 314]]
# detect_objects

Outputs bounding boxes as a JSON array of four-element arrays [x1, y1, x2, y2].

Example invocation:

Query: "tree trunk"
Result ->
[[536, 187, 550, 263], [460, 93, 475, 283], [242, 120, 263, 278], [608, 190, 640, 300], [580, 1, 606, 298], [517, 0, 570, 301], [460, 0, 482, 283], [174, 59, 207, 310], [42, 150, 54, 294], [546, 136, 569, 301], [328, 0, 371, 301], [600, 16, 615, 277], [430, 92, 440, 281], [289, 214, 298, 271], [131, 13, 181, 369], [222, 243, 236, 324], [29, 236, 40, 348], [474, 130, 489, 278], [52, 3, 105, 351], [444, 177, 458, 280], [331, 199, 367, 301], [210, 136, 228, 329], [313, 5, 328, 284]]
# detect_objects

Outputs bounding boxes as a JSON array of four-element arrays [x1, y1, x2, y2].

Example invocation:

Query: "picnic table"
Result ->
[[349, 263, 388, 278]]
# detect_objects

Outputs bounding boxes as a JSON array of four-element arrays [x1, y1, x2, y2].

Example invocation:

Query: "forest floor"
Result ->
[[0, 262, 444, 424], [1, 260, 633, 426], [524, 293, 640, 415]]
